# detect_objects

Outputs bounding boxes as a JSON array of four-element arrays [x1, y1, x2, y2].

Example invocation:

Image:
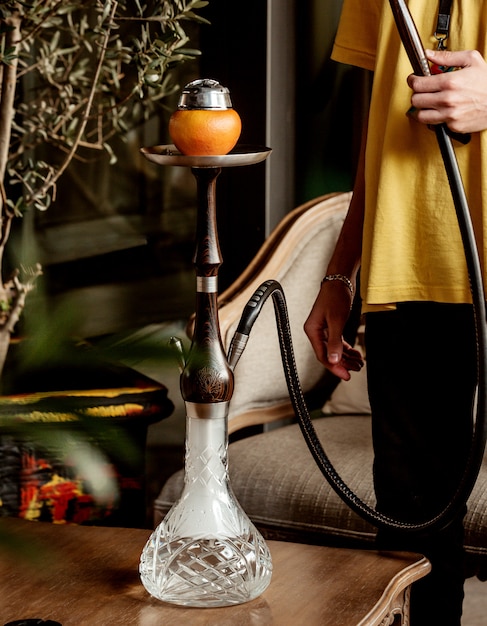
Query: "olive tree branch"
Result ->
[[29, 0, 119, 205]]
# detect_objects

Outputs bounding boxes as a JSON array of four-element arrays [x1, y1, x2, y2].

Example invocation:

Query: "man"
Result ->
[[304, 1, 487, 624]]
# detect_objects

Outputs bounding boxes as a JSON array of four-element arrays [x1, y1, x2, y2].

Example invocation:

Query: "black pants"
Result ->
[[365, 303, 476, 626]]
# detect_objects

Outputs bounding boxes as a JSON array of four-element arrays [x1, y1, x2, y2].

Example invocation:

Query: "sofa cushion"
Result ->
[[321, 328, 370, 416], [155, 415, 487, 578], [322, 365, 370, 416], [155, 416, 375, 539]]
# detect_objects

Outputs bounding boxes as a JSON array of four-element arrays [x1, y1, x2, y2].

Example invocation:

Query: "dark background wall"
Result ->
[[198, 0, 268, 291]]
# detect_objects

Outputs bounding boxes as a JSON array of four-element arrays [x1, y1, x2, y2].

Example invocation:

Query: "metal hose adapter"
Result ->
[[227, 279, 278, 370], [229, 277, 486, 533]]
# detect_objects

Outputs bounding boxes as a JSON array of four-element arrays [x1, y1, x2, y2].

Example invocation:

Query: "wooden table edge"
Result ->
[[357, 555, 431, 625]]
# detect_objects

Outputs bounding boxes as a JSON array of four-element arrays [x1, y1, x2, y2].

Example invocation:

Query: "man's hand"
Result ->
[[407, 49, 487, 134], [304, 281, 364, 381]]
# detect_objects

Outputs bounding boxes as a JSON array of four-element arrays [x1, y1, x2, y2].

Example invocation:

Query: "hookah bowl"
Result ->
[[139, 79, 273, 607]]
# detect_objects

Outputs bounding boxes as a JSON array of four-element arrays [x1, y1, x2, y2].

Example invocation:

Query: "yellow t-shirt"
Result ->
[[332, 0, 487, 311]]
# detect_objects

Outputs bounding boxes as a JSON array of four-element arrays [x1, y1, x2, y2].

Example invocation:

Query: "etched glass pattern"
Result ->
[[139, 416, 272, 607]]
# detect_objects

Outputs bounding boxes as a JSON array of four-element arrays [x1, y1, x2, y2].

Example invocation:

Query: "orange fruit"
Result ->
[[168, 108, 242, 156]]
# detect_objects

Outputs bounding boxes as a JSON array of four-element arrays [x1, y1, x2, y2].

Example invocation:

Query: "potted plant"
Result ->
[[0, 0, 209, 379]]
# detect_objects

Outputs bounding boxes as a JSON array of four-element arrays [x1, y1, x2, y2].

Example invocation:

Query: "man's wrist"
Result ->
[[321, 273, 354, 299]]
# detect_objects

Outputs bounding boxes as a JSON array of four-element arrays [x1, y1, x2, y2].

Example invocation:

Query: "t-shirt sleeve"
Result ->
[[331, 0, 383, 72]]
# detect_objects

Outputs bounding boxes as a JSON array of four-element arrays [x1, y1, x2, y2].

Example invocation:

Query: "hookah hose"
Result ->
[[227, 4, 487, 533], [228, 272, 486, 533]]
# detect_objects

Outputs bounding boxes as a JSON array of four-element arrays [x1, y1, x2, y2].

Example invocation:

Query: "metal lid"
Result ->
[[177, 78, 233, 110]]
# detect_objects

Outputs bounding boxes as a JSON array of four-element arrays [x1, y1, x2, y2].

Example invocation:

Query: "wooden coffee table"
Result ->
[[0, 519, 430, 626]]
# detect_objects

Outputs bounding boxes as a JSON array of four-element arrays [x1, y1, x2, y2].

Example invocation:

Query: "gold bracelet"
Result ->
[[322, 274, 354, 299]]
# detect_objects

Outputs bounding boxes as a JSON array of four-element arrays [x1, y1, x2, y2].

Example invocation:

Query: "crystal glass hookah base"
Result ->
[[139, 415, 272, 607]]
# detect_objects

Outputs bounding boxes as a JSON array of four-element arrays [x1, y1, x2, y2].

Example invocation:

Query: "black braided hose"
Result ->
[[229, 275, 486, 533]]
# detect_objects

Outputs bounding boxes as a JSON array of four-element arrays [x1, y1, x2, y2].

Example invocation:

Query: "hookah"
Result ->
[[139, 80, 273, 607], [139, 1, 487, 609]]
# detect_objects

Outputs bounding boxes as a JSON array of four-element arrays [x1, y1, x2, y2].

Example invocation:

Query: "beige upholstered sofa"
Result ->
[[154, 192, 487, 580]]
